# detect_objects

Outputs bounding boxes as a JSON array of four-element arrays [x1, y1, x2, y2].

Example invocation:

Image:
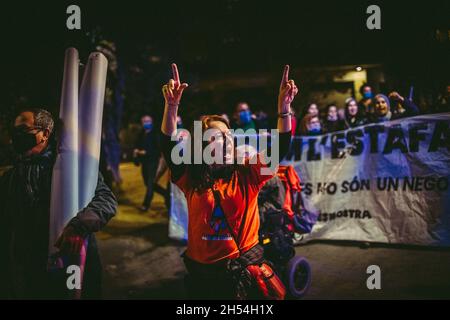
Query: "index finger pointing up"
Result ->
[[281, 65, 290, 85], [172, 63, 180, 83]]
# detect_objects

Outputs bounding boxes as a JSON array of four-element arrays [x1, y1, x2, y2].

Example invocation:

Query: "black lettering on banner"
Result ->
[[415, 177, 424, 191], [341, 177, 371, 193], [317, 182, 337, 195], [383, 125, 408, 154], [408, 123, 428, 152], [331, 133, 346, 159], [318, 209, 372, 222], [429, 121, 450, 152], [286, 137, 303, 161], [346, 129, 364, 156], [365, 125, 384, 153], [341, 180, 349, 193], [320, 135, 329, 146], [403, 176, 414, 191], [307, 138, 321, 161], [301, 182, 313, 196], [378, 177, 400, 191], [437, 177, 449, 191], [362, 210, 372, 219]]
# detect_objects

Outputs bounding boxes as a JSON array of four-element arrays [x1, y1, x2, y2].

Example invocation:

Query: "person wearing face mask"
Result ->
[[323, 104, 347, 133], [133, 114, 162, 212], [344, 97, 368, 128], [370, 93, 419, 123], [299, 114, 322, 136], [232, 102, 257, 131], [0, 108, 117, 299], [358, 84, 374, 116]]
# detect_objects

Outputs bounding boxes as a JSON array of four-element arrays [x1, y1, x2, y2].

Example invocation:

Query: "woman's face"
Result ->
[[375, 96, 389, 116], [347, 100, 358, 116], [307, 116, 321, 132], [206, 121, 234, 165], [327, 106, 338, 121], [308, 104, 319, 117]]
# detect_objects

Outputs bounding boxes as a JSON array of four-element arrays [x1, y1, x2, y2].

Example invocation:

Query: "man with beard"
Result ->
[[0, 108, 117, 299]]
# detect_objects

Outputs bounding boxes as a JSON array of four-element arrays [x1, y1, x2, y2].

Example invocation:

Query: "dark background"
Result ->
[[0, 0, 448, 135]]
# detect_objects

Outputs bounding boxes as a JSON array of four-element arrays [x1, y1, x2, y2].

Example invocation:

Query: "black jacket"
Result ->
[[135, 129, 161, 163], [0, 145, 117, 299]]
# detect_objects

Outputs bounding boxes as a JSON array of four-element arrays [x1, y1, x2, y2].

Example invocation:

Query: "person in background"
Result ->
[[254, 110, 270, 130], [232, 102, 257, 131], [296, 103, 320, 135], [305, 103, 319, 118], [388, 91, 420, 118], [323, 104, 347, 133], [337, 107, 346, 122], [358, 84, 374, 116], [133, 115, 161, 212], [370, 93, 419, 123], [299, 114, 322, 136], [0, 108, 117, 299], [344, 97, 368, 128]]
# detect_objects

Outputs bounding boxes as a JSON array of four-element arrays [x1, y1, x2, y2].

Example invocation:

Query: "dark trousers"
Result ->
[[142, 160, 159, 207], [183, 255, 237, 299], [153, 181, 170, 210]]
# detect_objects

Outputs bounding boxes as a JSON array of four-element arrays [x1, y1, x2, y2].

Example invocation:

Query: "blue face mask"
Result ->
[[309, 123, 321, 134], [363, 91, 373, 99], [239, 110, 252, 125], [143, 123, 153, 131]]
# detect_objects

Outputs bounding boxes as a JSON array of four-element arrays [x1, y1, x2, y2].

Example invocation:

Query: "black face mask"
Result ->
[[11, 128, 40, 154]]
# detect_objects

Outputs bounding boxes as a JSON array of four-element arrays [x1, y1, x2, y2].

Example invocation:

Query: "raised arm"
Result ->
[[160, 64, 189, 182], [250, 66, 298, 184], [276, 65, 298, 161], [161, 63, 188, 136], [278, 65, 297, 134]]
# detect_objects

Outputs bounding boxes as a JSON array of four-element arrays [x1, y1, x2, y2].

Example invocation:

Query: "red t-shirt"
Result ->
[[174, 154, 274, 264]]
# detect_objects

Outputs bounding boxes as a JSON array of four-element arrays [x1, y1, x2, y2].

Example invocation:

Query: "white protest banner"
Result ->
[[169, 113, 450, 246], [285, 113, 450, 246]]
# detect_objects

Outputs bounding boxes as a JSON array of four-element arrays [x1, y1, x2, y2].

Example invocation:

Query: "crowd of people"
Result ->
[[0, 60, 445, 299], [297, 85, 419, 136], [222, 84, 420, 137], [131, 83, 423, 211]]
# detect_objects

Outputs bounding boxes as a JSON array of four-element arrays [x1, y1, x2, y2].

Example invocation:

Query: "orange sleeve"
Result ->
[[247, 153, 276, 188]]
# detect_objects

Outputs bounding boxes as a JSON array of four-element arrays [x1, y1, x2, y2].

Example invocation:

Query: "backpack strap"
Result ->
[[211, 175, 249, 255]]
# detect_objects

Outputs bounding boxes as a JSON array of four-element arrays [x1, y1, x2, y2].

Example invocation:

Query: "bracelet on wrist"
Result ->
[[278, 111, 293, 118]]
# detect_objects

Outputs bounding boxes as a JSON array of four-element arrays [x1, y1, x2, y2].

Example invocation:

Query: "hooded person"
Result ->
[[0, 108, 117, 299], [371, 93, 419, 123]]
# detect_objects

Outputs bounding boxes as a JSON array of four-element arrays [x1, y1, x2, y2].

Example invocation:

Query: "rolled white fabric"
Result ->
[[48, 48, 79, 254], [78, 52, 108, 208]]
